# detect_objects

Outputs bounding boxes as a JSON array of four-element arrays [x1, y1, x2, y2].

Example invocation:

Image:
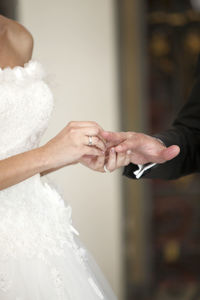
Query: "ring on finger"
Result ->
[[104, 165, 110, 173], [88, 136, 93, 146]]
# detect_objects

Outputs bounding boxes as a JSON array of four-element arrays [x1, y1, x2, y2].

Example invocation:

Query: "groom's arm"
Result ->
[[123, 126, 200, 180], [81, 58, 200, 177], [99, 71, 200, 179], [124, 74, 200, 180]]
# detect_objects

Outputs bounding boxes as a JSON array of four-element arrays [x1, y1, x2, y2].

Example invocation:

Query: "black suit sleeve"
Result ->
[[123, 74, 200, 180]]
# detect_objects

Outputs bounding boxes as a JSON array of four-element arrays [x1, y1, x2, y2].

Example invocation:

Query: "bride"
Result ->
[[0, 14, 117, 299]]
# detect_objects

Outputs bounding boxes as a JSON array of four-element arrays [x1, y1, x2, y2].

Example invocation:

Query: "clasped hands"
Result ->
[[80, 125, 180, 173]]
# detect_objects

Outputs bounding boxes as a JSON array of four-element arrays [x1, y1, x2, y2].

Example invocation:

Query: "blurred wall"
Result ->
[[18, 0, 123, 298]]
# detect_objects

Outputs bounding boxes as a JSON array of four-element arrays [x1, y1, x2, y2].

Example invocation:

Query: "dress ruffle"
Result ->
[[0, 60, 45, 82]]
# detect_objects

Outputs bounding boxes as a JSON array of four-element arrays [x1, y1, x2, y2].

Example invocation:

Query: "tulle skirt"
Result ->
[[0, 174, 117, 300]]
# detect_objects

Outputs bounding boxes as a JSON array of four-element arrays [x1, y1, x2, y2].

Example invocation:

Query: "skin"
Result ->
[[100, 131, 180, 172], [80, 130, 180, 173], [0, 15, 179, 186], [0, 15, 105, 190], [0, 15, 33, 68]]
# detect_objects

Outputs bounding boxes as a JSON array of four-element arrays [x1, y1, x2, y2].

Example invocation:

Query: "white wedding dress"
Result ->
[[0, 61, 117, 300]]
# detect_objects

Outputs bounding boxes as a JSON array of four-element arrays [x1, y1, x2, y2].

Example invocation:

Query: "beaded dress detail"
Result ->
[[0, 61, 116, 300]]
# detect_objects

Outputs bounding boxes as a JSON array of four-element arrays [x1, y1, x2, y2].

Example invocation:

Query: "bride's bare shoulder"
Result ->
[[0, 15, 33, 67], [0, 14, 33, 47]]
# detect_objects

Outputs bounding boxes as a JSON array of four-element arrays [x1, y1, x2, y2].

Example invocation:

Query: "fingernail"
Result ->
[[110, 148, 115, 153]]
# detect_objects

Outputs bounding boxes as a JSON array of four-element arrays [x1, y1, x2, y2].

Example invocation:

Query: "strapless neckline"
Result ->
[[0, 59, 34, 71], [0, 60, 45, 81]]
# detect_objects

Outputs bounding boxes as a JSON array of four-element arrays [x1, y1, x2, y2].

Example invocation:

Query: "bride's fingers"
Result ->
[[69, 126, 106, 146], [79, 126, 101, 136], [116, 152, 131, 167], [84, 136, 106, 151], [83, 146, 104, 157], [76, 127, 107, 149], [79, 127, 107, 146], [68, 121, 103, 130], [69, 123, 106, 144], [94, 155, 106, 172], [96, 133, 107, 146], [106, 148, 116, 172], [105, 150, 131, 172]]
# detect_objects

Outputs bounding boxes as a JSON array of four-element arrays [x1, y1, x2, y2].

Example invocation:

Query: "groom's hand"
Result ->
[[79, 130, 180, 173], [101, 131, 180, 171]]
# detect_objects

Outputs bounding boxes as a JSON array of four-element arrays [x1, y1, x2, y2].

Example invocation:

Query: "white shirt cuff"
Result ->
[[134, 163, 157, 179], [133, 137, 164, 179]]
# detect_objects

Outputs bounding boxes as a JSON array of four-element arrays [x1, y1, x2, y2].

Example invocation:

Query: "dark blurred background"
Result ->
[[118, 1, 200, 299], [0, 0, 17, 19]]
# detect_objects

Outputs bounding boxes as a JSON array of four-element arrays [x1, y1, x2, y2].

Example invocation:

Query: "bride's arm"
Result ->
[[0, 121, 106, 190], [0, 147, 50, 190]]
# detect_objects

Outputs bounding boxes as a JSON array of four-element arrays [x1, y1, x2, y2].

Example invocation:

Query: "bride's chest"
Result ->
[[0, 80, 54, 159], [0, 80, 54, 132]]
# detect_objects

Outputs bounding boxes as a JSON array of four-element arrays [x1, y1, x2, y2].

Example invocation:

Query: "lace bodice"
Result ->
[[0, 60, 54, 160]]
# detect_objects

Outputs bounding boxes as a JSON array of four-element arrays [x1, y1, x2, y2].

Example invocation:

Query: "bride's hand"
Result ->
[[80, 147, 131, 173], [80, 154, 106, 172], [41, 121, 106, 170]]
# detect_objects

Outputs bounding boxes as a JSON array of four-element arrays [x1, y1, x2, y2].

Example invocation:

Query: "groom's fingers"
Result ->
[[116, 152, 131, 167], [103, 131, 181, 164], [150, 145, 180, 164], [162, 145, 180, 162], [101, 131, 127, 145], [106, 148, 117, 172], [102, 132, 139, 152], [114, 140, 133, 153]]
